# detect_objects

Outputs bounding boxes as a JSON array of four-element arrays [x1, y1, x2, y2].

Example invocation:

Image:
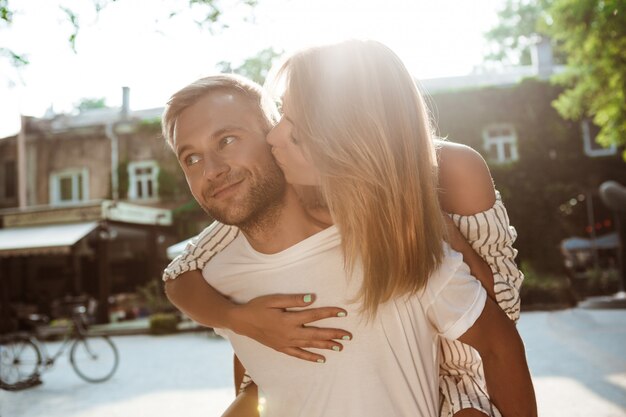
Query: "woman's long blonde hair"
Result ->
[[269, 40, 445, 316]]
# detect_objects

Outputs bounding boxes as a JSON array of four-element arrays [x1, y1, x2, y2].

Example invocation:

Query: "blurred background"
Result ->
[[0, 0, 625, 416]]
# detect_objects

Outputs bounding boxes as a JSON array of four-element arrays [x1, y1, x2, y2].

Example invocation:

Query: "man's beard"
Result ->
[[198, 159, 287, 233]]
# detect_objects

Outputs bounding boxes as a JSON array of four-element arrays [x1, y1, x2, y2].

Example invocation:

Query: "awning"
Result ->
[[0, 222, 99, 257], [561, 232, 619, 252]]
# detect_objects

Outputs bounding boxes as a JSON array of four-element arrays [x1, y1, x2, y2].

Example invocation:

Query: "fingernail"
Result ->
[[342, 335, 351, 341], [332, 346, 341, 351], [303, 294, 312, 303], [316, 358, 325, 364], [336, 311, 347, 317]]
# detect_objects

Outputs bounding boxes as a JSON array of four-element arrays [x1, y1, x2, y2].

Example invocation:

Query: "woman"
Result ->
[[163, 40, 531, 417]]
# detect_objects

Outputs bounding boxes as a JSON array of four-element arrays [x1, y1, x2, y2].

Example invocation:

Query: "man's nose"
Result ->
[[202, 153, 229, 180]]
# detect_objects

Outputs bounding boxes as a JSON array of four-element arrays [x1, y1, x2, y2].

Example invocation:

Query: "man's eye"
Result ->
[[185, 154, 202, 166], [220, 136, 236, 148]]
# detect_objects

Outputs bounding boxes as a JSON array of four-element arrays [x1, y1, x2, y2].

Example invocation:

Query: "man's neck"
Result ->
[[240, 187, 328, 254]]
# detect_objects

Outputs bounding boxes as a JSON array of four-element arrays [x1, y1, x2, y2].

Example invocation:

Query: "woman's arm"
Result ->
[[438, 142, 497, 300], [163, 222, 352, 363], [438, 141, 524, 321], [458, 297, 537, 417]]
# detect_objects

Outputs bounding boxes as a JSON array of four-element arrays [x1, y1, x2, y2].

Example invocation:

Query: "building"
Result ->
[[0, 201, 173, 324], [0, 89, 204, 325], [420, 38, 625, 274]]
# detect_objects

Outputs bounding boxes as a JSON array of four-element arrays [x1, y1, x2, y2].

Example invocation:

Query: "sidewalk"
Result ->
[[39, 316, 205, 339], [5, 307, 625, 417], [91, 317, 205, 336]]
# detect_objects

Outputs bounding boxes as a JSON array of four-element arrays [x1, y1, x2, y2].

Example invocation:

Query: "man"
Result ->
[[162, 74, 535, 417]]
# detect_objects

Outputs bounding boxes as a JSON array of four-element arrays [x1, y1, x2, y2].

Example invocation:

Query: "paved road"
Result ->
[[1, 308, 625, 417], [1, 332, 235, 417], [518, 309, 626, 417]]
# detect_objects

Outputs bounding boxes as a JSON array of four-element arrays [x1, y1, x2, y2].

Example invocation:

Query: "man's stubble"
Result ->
[[199, 158, 287, 235]]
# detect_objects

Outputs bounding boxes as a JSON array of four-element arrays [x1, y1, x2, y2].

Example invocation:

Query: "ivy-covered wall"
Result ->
[[430, 78, 626, 273]]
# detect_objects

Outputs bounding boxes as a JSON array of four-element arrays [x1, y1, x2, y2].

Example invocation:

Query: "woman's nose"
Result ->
[[266, 122, 284, 148]]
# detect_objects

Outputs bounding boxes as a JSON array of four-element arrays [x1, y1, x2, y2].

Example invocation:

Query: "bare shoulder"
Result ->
[[436, 140, 496, 216]]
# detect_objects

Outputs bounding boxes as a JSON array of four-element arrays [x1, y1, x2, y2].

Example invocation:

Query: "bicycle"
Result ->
[[0, 302, 119, 390]]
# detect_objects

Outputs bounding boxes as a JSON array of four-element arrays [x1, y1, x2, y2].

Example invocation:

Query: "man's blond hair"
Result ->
[[161, 73, 279, 150]]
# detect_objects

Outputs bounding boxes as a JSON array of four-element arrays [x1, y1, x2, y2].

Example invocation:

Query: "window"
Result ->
[[582, 120, 617, 157], [482, 124, 519, 164], [50, 168, 89, 205], [128, 161, 159, 200], [3, 160, 16, 200]]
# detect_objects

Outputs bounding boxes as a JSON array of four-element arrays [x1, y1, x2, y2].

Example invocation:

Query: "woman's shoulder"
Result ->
[[436, 140, 496, 216], [436, 140, 489, 180]]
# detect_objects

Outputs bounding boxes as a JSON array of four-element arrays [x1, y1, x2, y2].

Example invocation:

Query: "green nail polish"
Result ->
[[316, 358, 325, 364], [303, 294, 312, 303], [332, 346, 341, 351], [342, 335, 351, 341], [337, 311, 347, 317]]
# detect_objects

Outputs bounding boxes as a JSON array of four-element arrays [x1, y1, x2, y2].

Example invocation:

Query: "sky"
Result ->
[[0, 0, 504, 138]]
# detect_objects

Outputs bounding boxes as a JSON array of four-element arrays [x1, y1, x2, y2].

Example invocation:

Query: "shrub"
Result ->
[[520, 261, 577, 310], [583, 267, 620, 296], [137, 279, 174, 314], [149, 313, 179, 335]]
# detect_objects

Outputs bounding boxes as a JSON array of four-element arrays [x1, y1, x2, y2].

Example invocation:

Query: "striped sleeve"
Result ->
[[448, 191, 523, 322], [162, 222, 240, 282]]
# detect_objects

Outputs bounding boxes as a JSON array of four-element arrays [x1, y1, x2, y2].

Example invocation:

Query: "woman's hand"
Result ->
[[165, 272, 351, 363], [228, 294, 352, 363]]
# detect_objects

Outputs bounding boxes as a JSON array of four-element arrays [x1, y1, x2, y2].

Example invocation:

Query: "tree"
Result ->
[[75, 97, 107, 112], [0, 0, 259, 67], [0, 0, 28, 66], [549, 0, 626, 157], [216, 47, 282, 85], [484, 0, 554, 65], [485, 0, 626, 157]]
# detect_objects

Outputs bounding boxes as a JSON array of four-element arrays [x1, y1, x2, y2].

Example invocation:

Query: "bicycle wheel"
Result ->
[[0, 336, 42, 389], [69, 336, 119, 383]]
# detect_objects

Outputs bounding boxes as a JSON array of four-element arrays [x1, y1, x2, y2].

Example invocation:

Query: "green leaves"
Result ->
[[75, 97, 108, 112], [217, 47, 282, 85], [549, 0, 626, 155], [0, 0, 12, 24], [60, 6, 80, 53], [486, 0, 626, 156], [1, 0, 261, 66], [485, 0, 555, 65], [0, 48, 28, 67]]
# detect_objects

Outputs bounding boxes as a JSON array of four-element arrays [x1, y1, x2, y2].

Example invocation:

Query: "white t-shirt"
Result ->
[[204, 226, 486, 417]]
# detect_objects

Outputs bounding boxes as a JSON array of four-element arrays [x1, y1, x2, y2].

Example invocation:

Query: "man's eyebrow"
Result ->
[[283, 115, 295, 125], [211, 126, 244, 139], [176, 144, 193, 159], [176, 126, 247, 159]]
